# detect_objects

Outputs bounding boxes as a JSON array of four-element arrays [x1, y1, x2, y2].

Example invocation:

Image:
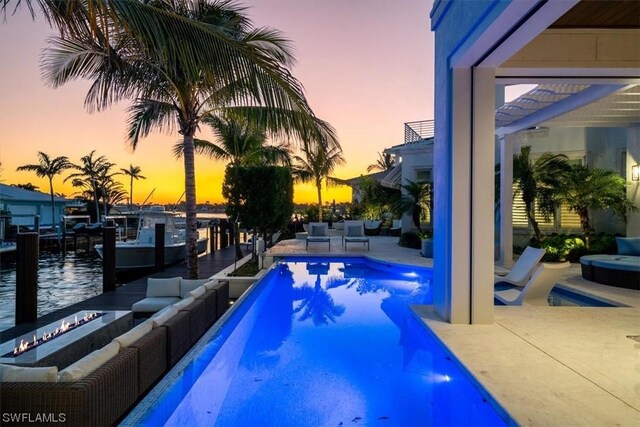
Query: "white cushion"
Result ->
[[151, 306, 179, 328], [58, 342, 120, 382], [146, 277, 181, 298], [174, 296, 195, 310], [189, 286, 206, 299], [0, 364, 58, 383], [180, 278, 211, 298], [132, 297, 181, 313], [203, 280, 219, 291], [112, 321, 153, 348]]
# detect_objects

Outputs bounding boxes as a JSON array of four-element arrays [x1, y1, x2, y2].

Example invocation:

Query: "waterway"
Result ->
[[0, 251, 104, 332]]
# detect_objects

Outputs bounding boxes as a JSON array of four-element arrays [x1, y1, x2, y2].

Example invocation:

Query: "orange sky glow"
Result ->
[[0, 1, 435, 205]]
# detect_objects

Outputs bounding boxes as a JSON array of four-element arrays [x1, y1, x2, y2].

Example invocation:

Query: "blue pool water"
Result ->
[[139, 258, 508, 426]]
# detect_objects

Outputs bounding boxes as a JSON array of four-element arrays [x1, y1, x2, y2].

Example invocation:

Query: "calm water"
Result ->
[[138, 258, 507, 426], [0, 251, 104, 331]]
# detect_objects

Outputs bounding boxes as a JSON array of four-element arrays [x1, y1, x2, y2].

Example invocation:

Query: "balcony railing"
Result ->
[[404, 120, 434, 144]]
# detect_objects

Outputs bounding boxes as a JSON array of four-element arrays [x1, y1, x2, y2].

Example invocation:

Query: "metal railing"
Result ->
[[404, 120, 434, 144]]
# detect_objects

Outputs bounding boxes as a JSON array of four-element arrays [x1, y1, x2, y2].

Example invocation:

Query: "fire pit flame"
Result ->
[[10, 312, 103, 357]]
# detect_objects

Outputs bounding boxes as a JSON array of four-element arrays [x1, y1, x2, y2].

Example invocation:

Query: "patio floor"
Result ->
[[267, 236, 640, 426]]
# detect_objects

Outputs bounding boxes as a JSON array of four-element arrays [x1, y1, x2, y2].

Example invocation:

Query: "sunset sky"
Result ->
[[0, 0, 435, 205]]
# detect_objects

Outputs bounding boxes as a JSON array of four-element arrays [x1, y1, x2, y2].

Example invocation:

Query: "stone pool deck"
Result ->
[[267, 237, 640, 426]]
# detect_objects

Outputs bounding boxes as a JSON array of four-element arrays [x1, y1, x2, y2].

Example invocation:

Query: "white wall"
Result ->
[[627, 125, 640, 236]]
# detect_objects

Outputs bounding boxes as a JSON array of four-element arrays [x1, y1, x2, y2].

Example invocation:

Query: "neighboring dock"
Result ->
[[0, 246, 237, 343]]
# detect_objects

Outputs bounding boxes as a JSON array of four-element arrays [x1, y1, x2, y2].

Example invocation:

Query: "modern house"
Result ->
[[429, 0, 639, 324], [0, 183, 69, 229]]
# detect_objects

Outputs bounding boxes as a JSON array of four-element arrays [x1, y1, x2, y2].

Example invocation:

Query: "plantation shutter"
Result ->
[[512, 186, 529, 227]]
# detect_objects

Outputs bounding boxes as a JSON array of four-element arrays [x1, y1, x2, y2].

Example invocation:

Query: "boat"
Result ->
[[94, 207, 208, 270]]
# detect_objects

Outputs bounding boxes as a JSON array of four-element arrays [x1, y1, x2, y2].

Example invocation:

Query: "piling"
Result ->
[[209, 224, 217, 252], [155, 223, 165, 271], [102, 226, 116, 292], [15, 232, 38, 324], [219, 219, 228, 249]]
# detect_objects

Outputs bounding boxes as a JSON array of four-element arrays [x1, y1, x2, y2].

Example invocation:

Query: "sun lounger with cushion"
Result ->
[[342, 220, 370, 250], [306, 222, 330, 250]]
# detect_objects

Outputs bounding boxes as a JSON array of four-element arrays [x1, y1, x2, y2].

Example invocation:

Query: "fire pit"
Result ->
[[0, 310, 132, 368], [6, 312, 103, 357]]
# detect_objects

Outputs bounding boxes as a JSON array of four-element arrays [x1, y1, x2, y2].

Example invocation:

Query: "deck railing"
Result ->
[[404, 120, 434, 144]]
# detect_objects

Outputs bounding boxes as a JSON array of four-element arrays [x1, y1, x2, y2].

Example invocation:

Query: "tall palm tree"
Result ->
[[42, 0, 336, 278], [293, 141, 345, 222], [367, 152, 395, 173], [120, 164, 146, 210], [16, 152, 72, 240], [65, 151, 114, 222], [513, 146, 570, 244], [557, 164, 637, 248], [13, 183, 40, 191]]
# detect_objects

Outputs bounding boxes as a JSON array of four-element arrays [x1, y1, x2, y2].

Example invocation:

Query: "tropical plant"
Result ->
[[556, 164, 637, 248], [513, 146, 570, 244], [40, 0, 336, 278], [223, 165, 293, 260], [16, 152, 72, 240], [65, 151, 115, 221], [174, 115, 292, 167], [367, 151, 395, 172], [400, 179, 432, 233], [120, 164, 146, 210], [293, 141, 345, 222]]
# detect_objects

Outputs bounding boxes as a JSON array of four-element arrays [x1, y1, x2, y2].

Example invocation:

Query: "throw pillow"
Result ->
[[616, 237, 640, 256], [0, 364, 58, 382], [311, 225, 325, 236], [346, 225, 361, 237]]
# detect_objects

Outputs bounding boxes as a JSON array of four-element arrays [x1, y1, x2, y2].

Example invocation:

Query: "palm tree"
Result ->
[[400, 179, 432, 233], [557, 164, 637, 248], [16, 152, 72, 241], [120, 165, 146, 210], [173, 115, 293, 167], [513, 146, 570, 244], [367, 152, 395, 173], [65, 151, 114, 222], [42, 0, 336, 278], [13, 183, 40, 191], [175, 115, 293, 261], [293, 141, 345, 222]]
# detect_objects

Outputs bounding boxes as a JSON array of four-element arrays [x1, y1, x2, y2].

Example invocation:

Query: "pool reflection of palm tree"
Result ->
[[293, 274, 345, 326]]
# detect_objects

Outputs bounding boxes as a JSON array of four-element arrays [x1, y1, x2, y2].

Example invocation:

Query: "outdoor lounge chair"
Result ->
[[389, 219, 402, 236], [494, 262, 570, 306], [342, 220, 370, 250], [494, 246, 545, 287], [306, 222, 330, 250]]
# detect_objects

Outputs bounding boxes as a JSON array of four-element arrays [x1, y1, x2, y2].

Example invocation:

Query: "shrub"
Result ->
[[399, 231, 421, 249], [538, 233, 618, 262]]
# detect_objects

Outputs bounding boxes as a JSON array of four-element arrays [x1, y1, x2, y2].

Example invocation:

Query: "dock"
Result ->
[[0, 246, 237, 343]]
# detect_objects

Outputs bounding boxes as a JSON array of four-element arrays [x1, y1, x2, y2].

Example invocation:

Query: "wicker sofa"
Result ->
[[579, 237, 640, 290], [0, 280, 229, 427]]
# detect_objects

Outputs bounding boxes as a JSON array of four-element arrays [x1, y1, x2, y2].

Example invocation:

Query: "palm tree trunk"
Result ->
[[49, 177, 60, 248], [129, 176, 133, 210], [234, 222, 243, 261], [92, 180, 100, 222], [316, 179, 323, 222], [526, 204, 543, 245], [578, 208, 591, 249], [183, 133, 199, 279]]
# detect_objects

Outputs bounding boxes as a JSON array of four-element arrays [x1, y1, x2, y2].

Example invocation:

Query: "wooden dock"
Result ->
[[0, 246, 238, 343]]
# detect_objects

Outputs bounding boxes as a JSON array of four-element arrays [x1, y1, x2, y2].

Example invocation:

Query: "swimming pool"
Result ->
[[132, 257, 509, 426]]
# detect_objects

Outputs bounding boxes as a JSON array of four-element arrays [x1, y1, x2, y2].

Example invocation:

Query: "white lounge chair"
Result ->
[[494, 246, 546, 287], [494, 262, 570, 306], [342, 220, 369, 250], [306, 222, 330, 250]]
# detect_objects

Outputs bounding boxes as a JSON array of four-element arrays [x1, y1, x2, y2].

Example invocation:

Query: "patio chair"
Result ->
[[306, 222, 330, 250], [389, 219, 402, 236], [342, 220, 370, 251], [494, 246, 545, 287], [363, 220, 382, 236], [494, 262, 570, 306]]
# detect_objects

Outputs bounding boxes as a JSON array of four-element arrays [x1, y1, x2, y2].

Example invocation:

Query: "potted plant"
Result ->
[[419, 229, 433, 258]]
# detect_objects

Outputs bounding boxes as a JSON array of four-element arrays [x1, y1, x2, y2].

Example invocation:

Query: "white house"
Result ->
[[0, 183, 69, 229]]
